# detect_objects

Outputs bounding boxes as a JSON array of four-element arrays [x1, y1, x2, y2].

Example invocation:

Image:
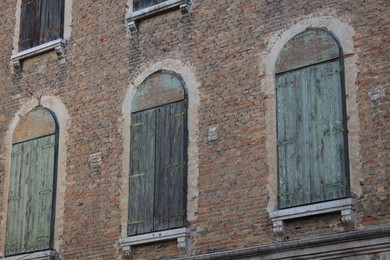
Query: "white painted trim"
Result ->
[[126, 0, 189, 20], [269, 198, 356, 220], [120, 228, 191, 246], [125, 0, 190, 32], [11, 39, 67, 71], [5, 250, 58, 260], [11, 39, 66, 61]]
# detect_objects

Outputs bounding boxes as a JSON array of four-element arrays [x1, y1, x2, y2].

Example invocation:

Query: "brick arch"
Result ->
[[12, 107, 58, 144]]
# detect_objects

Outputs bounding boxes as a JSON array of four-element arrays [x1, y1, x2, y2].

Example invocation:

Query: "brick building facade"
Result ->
[[0, 0, 389, 259]]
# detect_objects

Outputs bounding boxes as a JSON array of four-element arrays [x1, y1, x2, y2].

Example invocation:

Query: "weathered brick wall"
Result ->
[[0, 0, 388, 259]]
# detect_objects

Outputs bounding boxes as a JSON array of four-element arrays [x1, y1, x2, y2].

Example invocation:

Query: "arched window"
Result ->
[[128, 72, 187, 236], [275, 29, 349, 209], [5, 107, 58, 256]]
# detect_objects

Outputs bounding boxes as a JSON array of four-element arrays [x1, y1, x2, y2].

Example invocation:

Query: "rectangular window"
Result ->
[[133, 0, 168, 11], [19, 0, 65, 51]]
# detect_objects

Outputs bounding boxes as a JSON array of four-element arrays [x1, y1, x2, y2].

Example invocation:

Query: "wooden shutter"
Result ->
[[39, 0, 64, 44], [154, 101, 187, 231], [5, 135, 56, 256], [276, 60, 348, 208], [133, 0, 169, 11], [128, 109, 156, 236], [19, 0, 41, 51]]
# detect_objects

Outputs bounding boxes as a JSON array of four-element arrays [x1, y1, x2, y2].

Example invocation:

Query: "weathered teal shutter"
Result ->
[[19, 0, 41, 51], [39, 0, 64, 44], [5, 134, 56, 256], [129, 72, 187, 236], [154, 101, 187, 231], [276, 29, 349, 209], [276, 60, 348, 208], [128, 110, 156, 236]]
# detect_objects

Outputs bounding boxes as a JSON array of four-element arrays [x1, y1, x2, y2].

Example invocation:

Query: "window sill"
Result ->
[[4, 250, 58, 260], [269, 198, 356, 240], [119, 228, 191, 255], [11, 39, 67, 71], [125, 0, 191, 33]]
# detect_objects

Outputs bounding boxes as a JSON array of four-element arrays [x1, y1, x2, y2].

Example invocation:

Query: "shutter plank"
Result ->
[[154, 101, 186, 231], [133, 0, 168, 11], [5, 135, 55, 256], [277, 60, 348, 209], [19, 0, 41, 51], [39, 0, 64, 45], [128, 110, 156, 236]]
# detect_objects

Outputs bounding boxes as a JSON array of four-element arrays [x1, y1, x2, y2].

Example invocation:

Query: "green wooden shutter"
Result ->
[[128, 110, 156, 236], [276, 60, 348, 208], [5, 134, 56, 256], [154, 101, 187, 231], [39, 0, 64, 44], [19, 0, 41, 51]]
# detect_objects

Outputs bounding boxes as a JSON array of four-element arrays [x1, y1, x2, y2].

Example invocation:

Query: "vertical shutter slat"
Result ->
[[5, 135, 55, 256], [39, 0, 64, 45], [277, 60, 348, 209], [19, 0, 41, 51], [154, 101, 186, 231], [128, 110, 156, 236]]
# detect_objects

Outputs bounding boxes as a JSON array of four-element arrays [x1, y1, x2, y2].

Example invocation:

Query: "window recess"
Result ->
[[126, 0, 191, 33], [12, 0, 66, 71]]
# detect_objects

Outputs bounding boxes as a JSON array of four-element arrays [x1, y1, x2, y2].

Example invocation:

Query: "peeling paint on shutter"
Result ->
[[5, 134, 56, 256], [276, 60, 349, 208]]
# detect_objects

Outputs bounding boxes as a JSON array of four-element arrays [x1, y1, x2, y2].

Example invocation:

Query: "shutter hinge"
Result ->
[[132, 122, 144, 128], [128, 220, 143, 225], [324, 129, 347, 135], [129, 173, 145, 178], [42, 143, 55, 148], [277, 138, 297, 146], [168, 163, 186, 170], [276, 80, 296, 89], [39, 189, 52, 195], [8, 196, 21, 202], [173, 112, 186, 118], [321, 69, 342, 77], [36, 236, 50, 241]]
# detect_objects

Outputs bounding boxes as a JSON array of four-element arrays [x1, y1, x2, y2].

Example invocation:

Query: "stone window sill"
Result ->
[[269, 198, 356, 240], [119, 228, 191, 256], [11, 39, 67, 71], [4, 249, 58, 260], [125, 0, 191, 33]]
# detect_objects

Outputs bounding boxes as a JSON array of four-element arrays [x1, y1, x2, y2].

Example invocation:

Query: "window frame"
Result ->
[[4, 107, 59, 258], [11, 0, 70, 71]]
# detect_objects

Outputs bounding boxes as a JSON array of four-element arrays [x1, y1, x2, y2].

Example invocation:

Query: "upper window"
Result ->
[[19, 0, 65, 51], [133, 0, 169, 11], [128, 72, 187, 236], [5, 107, 58, 256], [275, 29, 349, 209]]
